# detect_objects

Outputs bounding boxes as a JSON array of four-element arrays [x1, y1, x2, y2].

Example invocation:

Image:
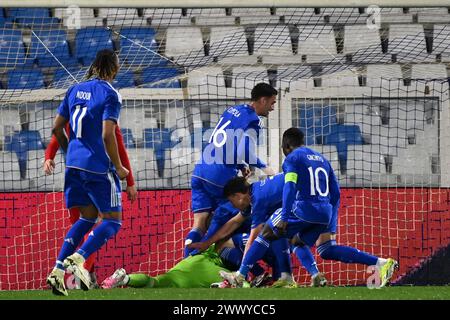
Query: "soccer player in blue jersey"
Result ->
[[46, 49, 129, 296], [188, 174, 297, 287], [184, 83, 277, 257], [221, 128, 398, 287]]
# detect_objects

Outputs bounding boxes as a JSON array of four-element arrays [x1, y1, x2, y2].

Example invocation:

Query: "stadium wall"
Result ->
[[1, 188, 449, 290]]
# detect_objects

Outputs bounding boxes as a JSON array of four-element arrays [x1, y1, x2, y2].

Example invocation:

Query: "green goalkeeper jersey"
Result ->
[[128, 246, 230, 288]]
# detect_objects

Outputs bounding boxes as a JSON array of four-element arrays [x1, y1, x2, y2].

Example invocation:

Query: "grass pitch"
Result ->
[[0, 286, 449, 300]]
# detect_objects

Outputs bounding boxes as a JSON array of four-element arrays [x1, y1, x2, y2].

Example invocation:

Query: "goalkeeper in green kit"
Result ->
[[101, 245, 230, 289]]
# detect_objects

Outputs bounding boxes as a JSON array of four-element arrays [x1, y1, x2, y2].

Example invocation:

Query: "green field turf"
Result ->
[[0, 286, 449, 300]]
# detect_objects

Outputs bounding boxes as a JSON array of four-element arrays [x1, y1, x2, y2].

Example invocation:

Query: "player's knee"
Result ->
[[317, 239, 337, 260], [101, 218, 122, 238]]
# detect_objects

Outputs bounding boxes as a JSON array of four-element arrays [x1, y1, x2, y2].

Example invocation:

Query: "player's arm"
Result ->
[[243, 223, 264, 257], [328, 166, 341, 217], [188, 213, 247, 252], [44, 123, 70, 175], [103, 93, 128, 180], [278, 159, 298, 233], [52, 92, 70, 153], [237, 121, 275, 175], [115, 125, 137, 202]]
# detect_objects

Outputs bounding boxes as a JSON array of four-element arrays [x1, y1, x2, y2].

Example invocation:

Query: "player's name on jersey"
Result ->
[[307, 154, 324, 162], [76, 90, 92, 100], [227, 106, 241, 117]]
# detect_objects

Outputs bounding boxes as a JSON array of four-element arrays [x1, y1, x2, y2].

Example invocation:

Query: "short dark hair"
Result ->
[[282, 127, 305, 149], [87, 49, 119, 80], [251, 83, 278, 101], [223, 176, 251, 198]]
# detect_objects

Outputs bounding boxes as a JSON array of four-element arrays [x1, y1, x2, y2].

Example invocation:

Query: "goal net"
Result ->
[[0, 4, 449, 290]]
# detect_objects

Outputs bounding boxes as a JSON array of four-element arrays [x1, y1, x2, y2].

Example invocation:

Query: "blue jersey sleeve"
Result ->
[[102, 91, 121, 123], [281, 155, 298, 221], [328, 165, 341, 210], [57, 90, 70, 120]]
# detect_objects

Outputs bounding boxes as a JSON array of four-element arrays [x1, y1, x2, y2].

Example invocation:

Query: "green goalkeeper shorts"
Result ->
[[128, 248, 230, 288]]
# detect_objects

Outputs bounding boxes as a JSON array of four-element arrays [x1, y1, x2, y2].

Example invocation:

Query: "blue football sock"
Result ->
[[239, 235, 271, 278], [55, 217, 96, 270], [318, 240, 378, 266], [293, 245, 319, 277], [250, 263, 265, 277], [184, 228, 204, 258], [77, 219, 121, 260], [219, 247, 243, 270], [270, 239, 292, 274]]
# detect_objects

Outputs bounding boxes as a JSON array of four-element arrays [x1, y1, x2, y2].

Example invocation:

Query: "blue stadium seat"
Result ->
[[299, 105, 337, 145], [52, 68, 88, 88], [324, 124, 364, 172], [75, 28, 114, 66], [5, 130, 45, 179], [8, 8, 59, 26], [112, 70, 135, 89], [143, 128, 173, 174], [119, 27, 167, 66], [30, 30, 77, 67], [7, 70, 45, 89], [120, 128, 136, 148], [141, 67, 181, 88], [0, 29, 26, 68]]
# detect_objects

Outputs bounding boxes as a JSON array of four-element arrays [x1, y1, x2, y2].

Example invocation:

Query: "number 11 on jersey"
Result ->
[[72, 105, 87, 138]]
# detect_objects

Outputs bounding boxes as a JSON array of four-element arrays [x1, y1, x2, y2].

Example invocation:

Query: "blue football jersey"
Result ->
[[241, 173, 285, 229], [282, 147, 340, 224], [57, 78, 122, 174], [193, 104, 266, 187]]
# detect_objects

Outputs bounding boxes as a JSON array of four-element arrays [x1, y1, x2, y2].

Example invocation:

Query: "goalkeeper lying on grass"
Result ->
[[101, 237, 273, 289]]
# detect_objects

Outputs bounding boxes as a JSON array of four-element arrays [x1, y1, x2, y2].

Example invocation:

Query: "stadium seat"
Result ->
[[321, 70, 360, 87], [346, 145, 387, 176], [29, 105, 57, 141], [231, 66, 268, 98], [141, 66, 181, 88], [278, 8, 323, 24], [163, 147, 200, 188], [75, 28, 114, 66], [143, 128, 173, 176], [344, 25, 387, 63], [298, 25, 337, 63], [4, 130, 45, 179], [253, 25, 293, 56], [411, 64, 448, 80], [344, 103, 381, 138], [187, 66, 226, 97], [120, 128, 136, 148], [51, 67, 88, 88], [7, 70, 45, 89], [391, 145, 437, 185], [186, 8, 227, 16], [324, 124, 364, 171], [119, 108, 155, 142], [368, 125, 408, 156], [0, 109, 21, 142], [126, 148, 169, 188], [112, 70, 136, 89], [0, 151, 22, 185], [323, 8, 367, 24], [433, 25, 450, 60], [209, 26, 250, 60], [29, 30, 77, 68], [388, 24, 434, 63], [366, 64, 403, 88], [0, 29, 26, 68], [276, 65, 314, 90], [54, 7, 103, 28], [26, 149, 45, 180], [165, 27, 204, 58], [298, 105, 338, 145], [8, 8, 59, 26], [119, 27, 167, 66], [165, 107, 188, 129]]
